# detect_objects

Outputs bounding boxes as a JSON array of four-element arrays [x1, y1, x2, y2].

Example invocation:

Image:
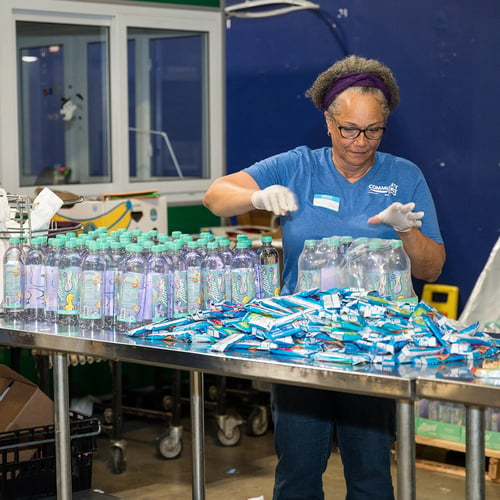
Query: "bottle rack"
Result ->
[[0, 193, 84, 242]]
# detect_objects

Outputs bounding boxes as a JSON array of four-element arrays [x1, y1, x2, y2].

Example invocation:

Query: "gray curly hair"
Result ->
[[306, 55, 400, 116]]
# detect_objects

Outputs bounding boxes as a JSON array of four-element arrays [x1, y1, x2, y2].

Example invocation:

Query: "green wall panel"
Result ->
[[0, 348, 38, 383], [168, 204, 221, 235]]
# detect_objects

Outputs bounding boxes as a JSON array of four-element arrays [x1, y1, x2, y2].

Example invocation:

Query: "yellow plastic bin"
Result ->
[[421, 284, 459, 319]]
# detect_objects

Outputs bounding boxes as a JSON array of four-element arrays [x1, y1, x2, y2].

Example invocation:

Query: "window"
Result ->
[[128, 27, 207, 181], [17, 22, 110, 186], [0, 1, 224, 204]]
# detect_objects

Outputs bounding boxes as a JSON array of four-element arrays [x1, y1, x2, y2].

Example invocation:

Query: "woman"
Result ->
[[204, 55, 445, 500]]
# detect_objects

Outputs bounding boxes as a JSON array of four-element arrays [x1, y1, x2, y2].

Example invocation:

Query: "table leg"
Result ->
[[397, 399, 416, 500], [190, 370, 205, 500], [466, 405, 485, 500], [52, 352, 72, 500]]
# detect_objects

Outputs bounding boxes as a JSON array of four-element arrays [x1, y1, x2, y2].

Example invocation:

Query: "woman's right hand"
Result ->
[[251, 185, 298, 216]]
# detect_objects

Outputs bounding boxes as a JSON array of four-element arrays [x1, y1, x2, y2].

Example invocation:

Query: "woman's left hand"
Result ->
[[368, 202, 424, 232]]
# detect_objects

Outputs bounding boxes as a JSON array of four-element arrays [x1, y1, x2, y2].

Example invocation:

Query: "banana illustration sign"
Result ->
[[53, 200, 133, 233]]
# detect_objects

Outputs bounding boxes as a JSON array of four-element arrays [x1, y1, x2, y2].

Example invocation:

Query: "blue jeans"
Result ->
[[271, 384, 396, 500]]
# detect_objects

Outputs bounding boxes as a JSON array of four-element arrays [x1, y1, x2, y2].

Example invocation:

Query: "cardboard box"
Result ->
[[415, 417, 465, 444], [0, 365, 54, 468], [52, 196, 168, 234], [0, 365, 54, 432], [415, 416, 500, 451], [486, 430, 500, 451]]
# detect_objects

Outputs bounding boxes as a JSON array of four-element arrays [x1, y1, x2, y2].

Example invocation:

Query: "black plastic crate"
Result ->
[[0, 412, 100, 500]]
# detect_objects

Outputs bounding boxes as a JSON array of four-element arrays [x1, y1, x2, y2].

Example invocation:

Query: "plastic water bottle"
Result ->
[[343, 237, 369, 288], [169, 240, 188, 318], [185, 241, 203, 314], [151, 245, 171, 322], [320, 238, 345, 290], [76, 234, 90, 260], [199, 231, 214, 240], [141, 239, 155, 262], [387, 240, 415, 300], [131, 229, 143, 243], [258, 235, 280, 298], [57, 239, 81, 325], [79, 240, 106, 330], [240, 237, 261, 298], [202, 241, 226, 308], [2, 237, 25, 319], [180, 234, 193, 255], [230, 241, 257, 304], [339, 235, 353, 256], [217, 238, 233, 302], [157, 233, 170, 245], [119, 233, 132, 250], [196, 238, 208, 260], [142, 245, 169, 323], [104, 240, 123, 328], [160, 243, 175, 319], [44, 238, 64, 323], [24, 237, 46, 321], [147, 229, 158, 243], [116, 243, 147, 331], [296, 240, 320, 292], [314, 237, 331, 269], [361, 240, 389, 297]]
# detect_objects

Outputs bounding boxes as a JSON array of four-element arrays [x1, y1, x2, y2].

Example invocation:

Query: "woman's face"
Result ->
[[325, 89, 386, 177]]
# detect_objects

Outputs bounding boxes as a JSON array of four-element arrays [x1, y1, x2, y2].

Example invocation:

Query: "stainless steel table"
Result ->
[[0, 319, 416, 500], [417, 365, 500, 500]]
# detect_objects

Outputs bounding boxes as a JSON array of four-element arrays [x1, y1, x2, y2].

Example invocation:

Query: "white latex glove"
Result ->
[[251, 185, 298, 216], [368, 202, 424, 232]]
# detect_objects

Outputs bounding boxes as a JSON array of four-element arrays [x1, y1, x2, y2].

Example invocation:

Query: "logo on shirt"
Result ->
[[368, 183, 398, 196]]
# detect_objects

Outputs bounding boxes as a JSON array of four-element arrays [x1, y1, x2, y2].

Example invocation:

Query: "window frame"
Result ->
[[0, 0, 225, 204]]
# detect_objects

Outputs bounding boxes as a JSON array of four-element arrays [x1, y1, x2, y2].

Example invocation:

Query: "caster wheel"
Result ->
[[162, 395, 174, 411], [110, 445, 126, 474], [247, 407, 269, 436], [156, 431, 183, 459], [103, 407, 113, 425], [208, 385, 218, 401], [217, 425, 241, 446]]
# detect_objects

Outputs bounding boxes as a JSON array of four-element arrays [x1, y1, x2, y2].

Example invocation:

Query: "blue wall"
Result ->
[[225, 0, 500, 313]]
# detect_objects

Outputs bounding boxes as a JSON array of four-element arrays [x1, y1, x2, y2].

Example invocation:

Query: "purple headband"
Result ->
[[322, 72, 391, 111]]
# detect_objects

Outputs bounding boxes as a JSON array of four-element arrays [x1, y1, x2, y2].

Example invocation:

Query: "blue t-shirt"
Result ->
[[244, 146, 443, 295]]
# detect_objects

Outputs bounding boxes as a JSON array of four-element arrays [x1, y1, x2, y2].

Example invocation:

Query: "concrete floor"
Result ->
[[88, 413, 500, 500]]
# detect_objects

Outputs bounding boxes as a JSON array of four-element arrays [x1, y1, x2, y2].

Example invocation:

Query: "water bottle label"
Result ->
[[173, 269, 187, 317], [224, 267, 232, 301], [204, 269, 225, 306], [187, 267, 202, 312], [3, 263, 23, 308], [389, 270, 412, 299], [117, 272, 144, 323], [260, 263, 280, 298], [80, 270, 104, 319], [365, 271, 386, 297], [230, 268, 256, 304], [151, 273, 169, 322], [25, 265, 45, 309], [57, 266, 80, 315], [104, 269, 115, 317], [45, 266, 58, 311], [297, 269, 320, 292], [143, 272, 154, 321]]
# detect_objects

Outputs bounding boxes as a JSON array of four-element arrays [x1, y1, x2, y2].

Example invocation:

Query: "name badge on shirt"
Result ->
[[313, 194, 340, 212]]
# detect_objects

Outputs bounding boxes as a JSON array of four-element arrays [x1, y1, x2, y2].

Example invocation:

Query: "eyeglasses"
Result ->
[[332, 117, 386, 140]]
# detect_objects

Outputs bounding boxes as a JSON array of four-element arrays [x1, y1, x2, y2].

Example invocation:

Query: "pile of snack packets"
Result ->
[[126, 288, 500, 367]]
